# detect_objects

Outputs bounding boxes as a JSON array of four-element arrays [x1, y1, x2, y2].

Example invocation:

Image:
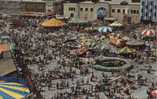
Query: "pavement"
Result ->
[[0, 52, 16, 76]]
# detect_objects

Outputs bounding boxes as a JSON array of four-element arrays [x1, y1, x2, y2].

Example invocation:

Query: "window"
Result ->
[[85, 8, 88, 11], [155, 5, 157, 9], [150, 9, 153, 13], [117, 9, 121, 13], [112, 9, 115, 13], [145, 12, 148, 17], [132, 0, 140, 3], [80, 8, 83, 11], [150, 1, 153, 6], [142, 1, 145, 6], [141, 8, 144, 13], [154, 12, 156, 17], [70, 13, 74, 17], [123, 9, 125, 14], [134, 10, 136, 14], [136, 10, 139, 14], [69, 7, 75, 11], [131, 10, 139, 14], [131, 10, 134, 14], [90, 8, 93, 12], [146, 5, 148, 9]]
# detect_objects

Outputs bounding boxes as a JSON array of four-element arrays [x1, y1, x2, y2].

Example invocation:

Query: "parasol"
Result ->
[[141, 29, 156, 37], [0, 82, 30, 98], [41, 18, 65, 28], [98, 26, 112, 33]]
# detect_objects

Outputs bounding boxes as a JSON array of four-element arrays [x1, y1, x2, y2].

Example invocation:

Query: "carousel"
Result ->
[[41, 18, 65, 28]]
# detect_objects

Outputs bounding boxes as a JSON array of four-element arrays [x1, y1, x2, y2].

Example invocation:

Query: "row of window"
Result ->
[[69, 7, 75, 11], [142, 12, 157, 17], [104, 0, 140, 3], [69, 7, 94, 12], [80, 8, 93, 12], [112, 9, 139, 14]]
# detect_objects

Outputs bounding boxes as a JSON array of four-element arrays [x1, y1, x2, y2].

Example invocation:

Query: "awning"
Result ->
[[0, 82, 30, 98]]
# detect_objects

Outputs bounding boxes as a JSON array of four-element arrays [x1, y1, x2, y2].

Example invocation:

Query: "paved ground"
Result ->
[[0, 52, 16, 76]]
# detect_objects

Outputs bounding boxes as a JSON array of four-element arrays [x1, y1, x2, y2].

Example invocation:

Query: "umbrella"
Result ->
[[98, 26, 112, 33], [0, 82, 30, 98], [141, 29, 156, 37], [41, 18, 65, 28]]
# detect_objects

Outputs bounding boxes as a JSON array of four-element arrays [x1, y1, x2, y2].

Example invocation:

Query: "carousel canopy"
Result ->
[[41, 18, 65, 28], [141, 29, 156, 37], [110, 21, 123, 27], [0, 81, 30, 98], [98, 26, 112, 33]]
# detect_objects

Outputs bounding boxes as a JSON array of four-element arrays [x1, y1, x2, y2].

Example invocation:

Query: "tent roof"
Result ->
[[41, 18, 65, 28]]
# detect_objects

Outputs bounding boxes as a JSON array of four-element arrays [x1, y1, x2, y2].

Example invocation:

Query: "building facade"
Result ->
[[104, 0, 140, 24], [0, 0, 46, 16], [140, 0, 157, 22], [43, 0, 64, 15], [110, 3, 140, 24], [64, 0, 141, 24], [64, 1, 110, 21]]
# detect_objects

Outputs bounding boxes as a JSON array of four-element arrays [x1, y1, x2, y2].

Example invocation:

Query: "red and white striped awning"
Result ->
[[141, 29, 156, 36]]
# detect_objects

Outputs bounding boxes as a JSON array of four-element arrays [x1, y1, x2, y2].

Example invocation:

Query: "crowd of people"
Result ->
[[0, 15, 157, 99]]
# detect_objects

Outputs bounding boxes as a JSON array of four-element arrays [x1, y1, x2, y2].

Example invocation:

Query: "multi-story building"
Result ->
[[103, 0, 140, 24], [43, 0, 64, 15], [64, 1, 110, 21], [64, 0, 141, 24], [140, 0, 157, 23], [0, 0, 46, 16]]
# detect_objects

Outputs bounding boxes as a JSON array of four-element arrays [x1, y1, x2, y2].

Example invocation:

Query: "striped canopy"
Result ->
[[0, 82, 30, 99], [98, 26, 112, 33], [141, 29, 156, 37]]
